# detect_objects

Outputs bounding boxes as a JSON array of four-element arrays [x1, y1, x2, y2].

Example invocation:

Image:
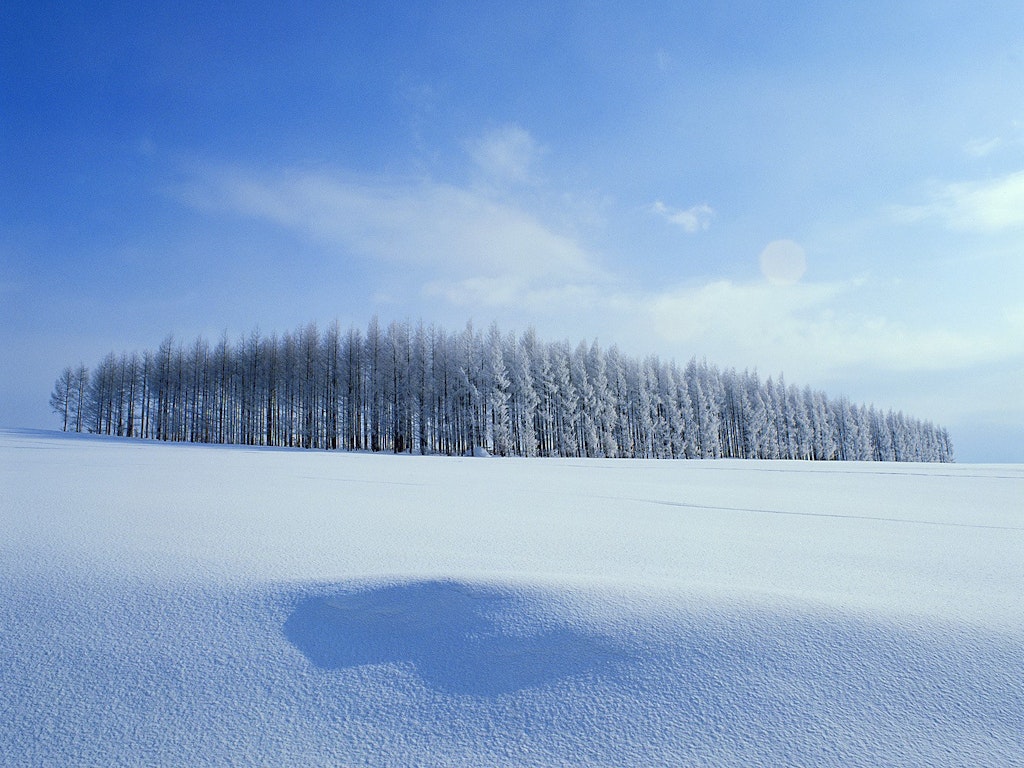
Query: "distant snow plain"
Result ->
[[1, 428, 1021, 766]]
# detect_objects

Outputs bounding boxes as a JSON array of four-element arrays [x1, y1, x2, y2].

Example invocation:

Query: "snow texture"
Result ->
[[1, 429, 1021, 766]]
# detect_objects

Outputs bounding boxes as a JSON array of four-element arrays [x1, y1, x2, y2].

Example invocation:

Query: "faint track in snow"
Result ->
[[612, 497, 1024, 532], [557, 458, 1024, 482], [697, 463, 1024, 482]]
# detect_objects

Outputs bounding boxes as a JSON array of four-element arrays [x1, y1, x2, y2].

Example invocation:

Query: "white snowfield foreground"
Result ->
[[1, 429, 1021, 766]]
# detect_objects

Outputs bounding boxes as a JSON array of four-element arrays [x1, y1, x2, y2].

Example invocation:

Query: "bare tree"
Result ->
[[49, 366, 76, 431]]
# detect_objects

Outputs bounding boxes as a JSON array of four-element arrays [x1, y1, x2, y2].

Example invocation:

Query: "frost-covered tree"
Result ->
[[506, 331, 539, 457], [57, 318, 953, 462], [586, 340, 619, 458], [549, 341, 579, 457], [605, 345, 631, 457], [483, 323, 512, 456], [570, 341, 599, 457]]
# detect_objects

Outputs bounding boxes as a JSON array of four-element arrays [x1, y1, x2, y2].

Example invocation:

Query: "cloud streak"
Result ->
[[186, 167, 601, 286], [651, 201, 715, 233], [894, 170, 1024, 232]]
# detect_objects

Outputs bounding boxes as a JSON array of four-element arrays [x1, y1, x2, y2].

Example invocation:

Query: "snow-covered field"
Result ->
[[1, 428, 1022, 766]]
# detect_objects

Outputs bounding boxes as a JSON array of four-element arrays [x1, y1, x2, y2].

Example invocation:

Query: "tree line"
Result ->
[[50, 317, 954, 462]]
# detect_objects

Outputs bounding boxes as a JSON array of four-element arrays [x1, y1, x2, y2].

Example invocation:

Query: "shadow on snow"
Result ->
[[283, 580, 618, 697]]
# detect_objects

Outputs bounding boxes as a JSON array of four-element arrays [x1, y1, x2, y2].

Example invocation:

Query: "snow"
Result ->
[[1, 428, 1022, 766]]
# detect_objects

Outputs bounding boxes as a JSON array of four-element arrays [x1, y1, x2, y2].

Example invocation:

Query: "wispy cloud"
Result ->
[[423, 276, 529, 308], [963, 136, 1003, 158], [185, 167, 599, 285], [651, 201, 714, 233], [964, 122, 1024, 158], [467, 125, 544, 184], [423, 277, 605, 315], [893, 170, 1024, 232]]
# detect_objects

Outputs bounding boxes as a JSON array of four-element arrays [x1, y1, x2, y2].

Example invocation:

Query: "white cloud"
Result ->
[[651, 201, 714, 233], [645, 279, 843, 359], [190, 167, 599, 284], [467, 125, 543, 184], [181, 165, 1021, 391], [894, 170, 1024, 232], [424, 277, 606, 317], [964, 136, 1003, 158], [640, 279, 1018, 380], [423, 276, 527, 308], [964, 122, 1024, 158]]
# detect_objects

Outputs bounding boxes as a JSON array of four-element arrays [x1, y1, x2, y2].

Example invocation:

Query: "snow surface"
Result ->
[[1, 428, 1022, 766]]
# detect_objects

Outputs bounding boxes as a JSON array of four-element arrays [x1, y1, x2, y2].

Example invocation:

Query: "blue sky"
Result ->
[[2, 1, 1023, 461]]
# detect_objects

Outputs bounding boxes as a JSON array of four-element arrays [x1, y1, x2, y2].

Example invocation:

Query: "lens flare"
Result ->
[[759, 239, 807, 284]]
